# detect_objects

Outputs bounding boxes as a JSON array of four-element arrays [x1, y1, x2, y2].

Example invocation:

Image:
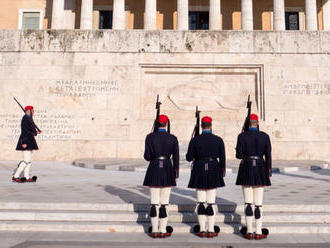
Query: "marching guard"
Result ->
[[12, 105, 40, 183], [186, 116, 226, 238], [143, 114, 179, 238], [236, 114, 272, 240]]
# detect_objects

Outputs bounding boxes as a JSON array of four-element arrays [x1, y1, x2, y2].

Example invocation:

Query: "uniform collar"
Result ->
[[249, 127, 258, 131], [158, 128, 166, 132], [202, 130, 212, 134]]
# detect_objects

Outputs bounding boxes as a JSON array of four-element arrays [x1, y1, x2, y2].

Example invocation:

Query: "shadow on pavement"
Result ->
[[104, 185, 150, 233], [311, 169, 330, 176], [280, 171, 330, 183], [171, 187, 242, 235]]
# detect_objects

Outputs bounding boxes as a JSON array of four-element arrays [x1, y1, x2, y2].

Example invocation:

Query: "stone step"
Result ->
[[0, 221, 329, 234], [73, 159, 329, 173], [0, 210, 329, 224], [0, 202, 329, 213]]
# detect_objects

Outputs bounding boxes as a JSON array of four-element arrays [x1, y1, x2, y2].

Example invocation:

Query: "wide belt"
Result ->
[[154, 156, 170, 169], [244, 156, 263, 167], [198, 157, 217, 161], [156, 156, 170, 160], [246, 156, 261, 160], [195, 157, 217, 171]]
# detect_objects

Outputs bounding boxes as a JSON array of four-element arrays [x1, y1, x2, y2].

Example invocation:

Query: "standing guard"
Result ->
[[236, 114, 272, 240], [12, 106, 40, 183], [143, 114, 179, 238], [186, 116, 226, 238]]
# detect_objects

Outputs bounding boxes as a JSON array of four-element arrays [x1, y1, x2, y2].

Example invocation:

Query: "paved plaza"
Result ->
[[3, 232, 330, 248], [1, 161, 329, 205], [0, 161, 329, 247]]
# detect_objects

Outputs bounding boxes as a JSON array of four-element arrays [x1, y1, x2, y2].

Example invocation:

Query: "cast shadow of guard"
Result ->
[[104, 185, 151, 233], [104, 185, 242, 235], [171, 187, 242, 235]]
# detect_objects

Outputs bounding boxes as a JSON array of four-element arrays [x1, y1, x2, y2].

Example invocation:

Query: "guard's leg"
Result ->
[[206, 189, 218, 237], [159, 187, 171, 237], [23, 151, 32, 179], [242, 186, 254, 239], [13, 151, 30, 181], [253, 187, 267, 239], [149, 187, 160, 237], [195, 190, 207, 237], [13, 161, 26, 179]]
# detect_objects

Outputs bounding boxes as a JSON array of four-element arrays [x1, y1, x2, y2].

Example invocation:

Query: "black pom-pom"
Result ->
[[21, 177, 27, 182], [148, 226, 152, 233], [159, 205, 167, 219], [206, 204, 214, 216], [262, 228, 269, 235], [193, 225, 200, 233], [32, 176, 38, 182], [240, 226, 247, 235], [245, 203, 253, 216], [214, 226, 220, 233], [166, 226, 173, 233], [255, 206, 261, 219], [197, 203, 206, 215], [150, 205, 157, 218]]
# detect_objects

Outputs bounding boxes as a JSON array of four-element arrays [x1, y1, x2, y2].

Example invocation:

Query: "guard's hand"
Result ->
[[37, 130, 42, 134], [22, 144, 27, 149]]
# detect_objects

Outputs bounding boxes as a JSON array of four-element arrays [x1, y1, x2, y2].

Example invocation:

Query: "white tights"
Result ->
[[196, 189, 217, 232], [150, 187, 171, 233], [243, 186, 264, 234], [14, 151, 32, 179]]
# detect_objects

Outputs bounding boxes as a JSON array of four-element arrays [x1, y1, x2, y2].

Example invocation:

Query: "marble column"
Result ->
[[323, 0, 330, 30], [305, 0, 318, 30], [177, 0, 189, 30], [209, 0, 221, 30], [241, 0, 253, 30], [145, 0, 157, 30], [273, 0, 285, 30], [80, 0, 93, 29], [113, 0, 126, 29], [51, 0, 65, 29]]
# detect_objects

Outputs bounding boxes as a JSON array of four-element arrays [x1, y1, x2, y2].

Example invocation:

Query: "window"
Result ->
[[99, 11, 113, 29], [18, 10, 43, 29], [285, 12, 299, 30], [22, 12, 41, 30], [189, 11, 209, 30]]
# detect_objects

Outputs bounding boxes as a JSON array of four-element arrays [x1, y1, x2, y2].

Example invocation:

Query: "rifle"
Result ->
[[191, 106, 201, 138], [13, 96, 42, 133], [241, 95, 252, 133], [152, 94, 162, 133]]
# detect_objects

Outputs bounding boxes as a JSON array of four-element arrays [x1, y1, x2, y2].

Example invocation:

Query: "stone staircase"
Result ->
[[0, 202, 329, 234]]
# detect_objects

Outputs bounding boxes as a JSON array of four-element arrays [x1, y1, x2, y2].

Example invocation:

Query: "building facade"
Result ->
[[0, 1, 329, 162], [0, 0, 329, 31]]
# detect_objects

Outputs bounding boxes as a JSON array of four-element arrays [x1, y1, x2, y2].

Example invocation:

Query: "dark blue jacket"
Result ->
[[16, 115, 39, 151], [186, 132, 226, 176], [236, 129, 272, 175], [144, 131, 180, 178]]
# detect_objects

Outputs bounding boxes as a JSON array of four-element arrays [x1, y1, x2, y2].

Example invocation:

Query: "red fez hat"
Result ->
[[250, 114, 259, 121], [202, 116, 212, 123], [25, 106, 34, 111], [158, 115, 169, 124]]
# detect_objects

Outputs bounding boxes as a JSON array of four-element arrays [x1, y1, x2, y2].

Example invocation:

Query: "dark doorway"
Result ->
[[189, 11, 209, 30], [285, 12, 299, 30], [99, 10, 113, 29]]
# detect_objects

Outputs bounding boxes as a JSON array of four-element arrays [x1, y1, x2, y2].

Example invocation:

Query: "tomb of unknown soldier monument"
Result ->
[[0, 0, 330, 245]]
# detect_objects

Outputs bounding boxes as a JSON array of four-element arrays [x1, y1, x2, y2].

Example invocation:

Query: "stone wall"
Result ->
[[0, 30, 329, 161]]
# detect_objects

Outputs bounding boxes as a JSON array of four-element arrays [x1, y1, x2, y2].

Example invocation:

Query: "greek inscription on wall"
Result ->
[[53, 80, 119, 98], [0, 110, 81, 141], [283, 82, 330, 96]]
